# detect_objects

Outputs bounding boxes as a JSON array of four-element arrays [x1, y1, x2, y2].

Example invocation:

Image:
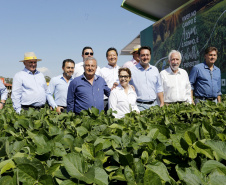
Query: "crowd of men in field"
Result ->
[[0, 46, 222, 118]]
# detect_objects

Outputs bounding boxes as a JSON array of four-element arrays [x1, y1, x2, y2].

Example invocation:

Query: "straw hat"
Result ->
[[19, 52, 42, 62], [130, 45, 141, 54]]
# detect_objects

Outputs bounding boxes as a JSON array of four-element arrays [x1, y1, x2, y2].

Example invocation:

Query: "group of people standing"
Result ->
[[0, 45, 222, 119]]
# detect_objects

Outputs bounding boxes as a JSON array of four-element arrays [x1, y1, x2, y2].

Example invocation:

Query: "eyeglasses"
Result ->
[[119, 75, 129, 79], [84, 52, 94, 56]]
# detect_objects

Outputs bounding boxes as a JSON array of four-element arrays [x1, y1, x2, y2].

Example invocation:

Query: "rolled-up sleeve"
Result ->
[[0, 81, 8, 100], [47, 79, 57, 108]]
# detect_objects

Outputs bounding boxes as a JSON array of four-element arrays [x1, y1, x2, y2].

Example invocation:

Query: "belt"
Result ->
[[195, 96, 216, 101], [137, 100, 155, 104], [166, 101, 185, 104], [21, 105, 45, 109]]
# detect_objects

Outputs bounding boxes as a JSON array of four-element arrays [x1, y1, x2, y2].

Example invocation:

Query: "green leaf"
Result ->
[[63, 153, 94, 184], [144, 168, 162, 185], [52, 142, 67, 157], [184, 131, 196, 145], [0, 159, 16, 174], [146, 162, 171, 182], [94, 167, 108, 185], [141, 151, 149, 164], [60, 180, 77, 185], [0, 176, 14, 185], [76, 126, 88, 137], [201, 160, 226, 175], [209, 175, 226, 185], [124, 166, 136, 184], [33, 134, 51, 155], [82, 143, 95, 160], [188, 146, 197, 159], [205, 140, 226, 160], [105, 166, 119, 172], [193, 141, 214, 159], [17, 164, 39, 185], [39, 175, 55, 185], [170, 134, 188, 155]]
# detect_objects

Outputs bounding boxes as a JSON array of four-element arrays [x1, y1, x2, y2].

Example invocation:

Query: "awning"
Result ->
[[120, 35, 140, 55], [121, 0, 192, 21]]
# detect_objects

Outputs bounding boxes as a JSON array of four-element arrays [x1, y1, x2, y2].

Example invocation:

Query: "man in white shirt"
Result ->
[[73, 46, 101, 78], [123, 45, 141, 68], [100, 47, 120, 111], [160, 50, 192, 104]]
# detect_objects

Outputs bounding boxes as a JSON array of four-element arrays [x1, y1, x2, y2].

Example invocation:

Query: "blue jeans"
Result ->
[[137, 100, 158, 111]]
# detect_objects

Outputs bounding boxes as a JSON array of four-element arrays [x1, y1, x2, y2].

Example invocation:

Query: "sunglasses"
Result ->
[[119, 75, 129, 79], [84, 52, 94, 56]]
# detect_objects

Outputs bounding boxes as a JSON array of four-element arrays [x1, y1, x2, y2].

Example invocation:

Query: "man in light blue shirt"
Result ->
[[130, 46, 164, 111], [189, 47, 222, 104], [11, 52, 47, 113], [47, 59, 75, 113], [0, 80, 8, 109]]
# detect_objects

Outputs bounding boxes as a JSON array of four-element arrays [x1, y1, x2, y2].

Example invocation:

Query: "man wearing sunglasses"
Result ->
[[73, 46, 101, 78]]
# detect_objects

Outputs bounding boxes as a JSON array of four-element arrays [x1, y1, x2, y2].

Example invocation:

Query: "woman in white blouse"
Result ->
[[108, 68, 140, 118]]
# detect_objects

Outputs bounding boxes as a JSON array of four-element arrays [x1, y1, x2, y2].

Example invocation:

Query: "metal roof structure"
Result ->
[[121, 0, 191, 21], [120, 0, 192, 55]]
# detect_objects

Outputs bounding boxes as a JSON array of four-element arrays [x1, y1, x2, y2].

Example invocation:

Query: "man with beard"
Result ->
[[47, 59, 75, 113], [189, 47, 221, 104], [160, 50, 192, 104], [67, 57, 110, 114]]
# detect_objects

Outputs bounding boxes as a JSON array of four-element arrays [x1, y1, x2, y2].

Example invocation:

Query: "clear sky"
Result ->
[[0, 0, 153, 78]]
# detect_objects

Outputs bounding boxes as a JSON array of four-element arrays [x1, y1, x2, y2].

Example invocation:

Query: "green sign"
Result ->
[[141, 0, 226, 93]]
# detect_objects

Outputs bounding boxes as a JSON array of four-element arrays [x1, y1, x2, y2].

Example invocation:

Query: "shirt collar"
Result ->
[[82, 74, 98, 81], [167, 66, 181, 74], [204, 61, 216, 70], [136, 63, 152, 70], [23, 67, 39, 74], [60, 74, 74, 82], [106, 64, 118, 69]]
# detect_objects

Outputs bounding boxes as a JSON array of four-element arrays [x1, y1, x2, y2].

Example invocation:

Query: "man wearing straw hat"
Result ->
[[123, 45, 141, 68], [11, 52, 47, 113]]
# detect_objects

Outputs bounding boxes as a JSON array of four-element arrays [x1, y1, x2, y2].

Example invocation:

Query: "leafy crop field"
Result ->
[[0, 96, 226, 185]]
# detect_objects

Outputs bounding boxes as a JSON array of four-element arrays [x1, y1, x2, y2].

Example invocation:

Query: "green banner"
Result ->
[[141, 0, 226, 93]]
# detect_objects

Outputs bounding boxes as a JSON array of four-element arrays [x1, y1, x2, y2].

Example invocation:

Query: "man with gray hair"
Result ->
[[160, 50, 192, 104], [67, 57, 111, 114]]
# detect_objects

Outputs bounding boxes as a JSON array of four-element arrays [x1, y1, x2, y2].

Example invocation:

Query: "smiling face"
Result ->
[[169, 52, 181, 72], [63, 62, 75, 78], [205, 50, 217, 66], [23, 60, 38, 73], [84, 59, 97, 77], [107, 50, 118, 67], [119, 70, 131, 88], [139, 49, 151, 68]]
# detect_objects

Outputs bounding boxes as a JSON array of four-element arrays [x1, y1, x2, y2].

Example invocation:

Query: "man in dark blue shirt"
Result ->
[[67, 57, 111, 114], [189, 47, 222, 104]]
